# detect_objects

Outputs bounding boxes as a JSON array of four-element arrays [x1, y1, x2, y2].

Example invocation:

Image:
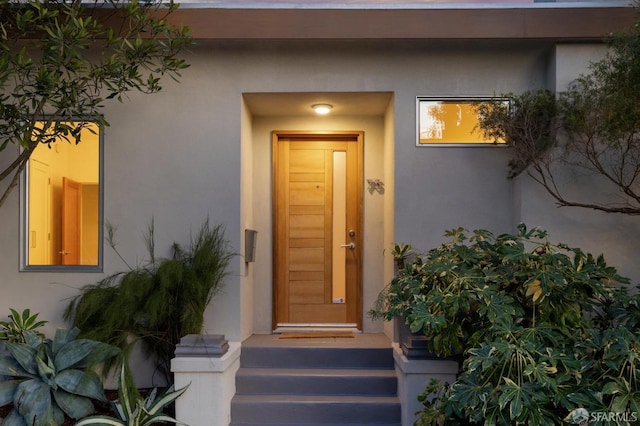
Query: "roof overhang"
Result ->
[[166, 2, 636, 41]]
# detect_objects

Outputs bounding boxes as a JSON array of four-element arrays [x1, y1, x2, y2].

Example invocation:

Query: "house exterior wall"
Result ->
[[383, 98, 397, 338], [235, 38, 551, 335], [1, 29, 637, 385], [240, 98, 255, 340], [517, 44, 640, 282], [391, 40, 549, 247]]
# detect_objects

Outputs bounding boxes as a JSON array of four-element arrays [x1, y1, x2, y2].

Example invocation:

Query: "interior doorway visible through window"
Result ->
[[22, 121, 102, 270]]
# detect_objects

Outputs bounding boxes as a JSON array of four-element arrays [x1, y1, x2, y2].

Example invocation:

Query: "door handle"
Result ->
[[340, 243, 355, 249]]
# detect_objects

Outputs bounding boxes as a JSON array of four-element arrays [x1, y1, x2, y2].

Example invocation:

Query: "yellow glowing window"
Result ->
[[417, 98, 507, 146], [23, 121, 102, 270]]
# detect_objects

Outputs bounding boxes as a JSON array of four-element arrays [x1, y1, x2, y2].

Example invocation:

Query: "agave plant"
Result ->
[[76, 361, 189, 426], [0, 308, 47, 343], [0, 328, 119, 426]]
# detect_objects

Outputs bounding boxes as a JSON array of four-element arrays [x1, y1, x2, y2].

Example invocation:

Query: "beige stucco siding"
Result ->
[[1, 35, 638, 385]]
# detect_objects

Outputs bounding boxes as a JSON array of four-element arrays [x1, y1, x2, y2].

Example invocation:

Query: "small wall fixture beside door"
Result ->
[[245, 229, 258, 263]]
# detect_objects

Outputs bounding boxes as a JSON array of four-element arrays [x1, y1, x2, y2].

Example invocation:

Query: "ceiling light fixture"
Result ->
[[312, 104, 333, 115]]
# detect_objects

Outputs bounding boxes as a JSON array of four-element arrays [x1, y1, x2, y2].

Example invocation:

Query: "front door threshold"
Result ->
[[274, 323, 361, 334]]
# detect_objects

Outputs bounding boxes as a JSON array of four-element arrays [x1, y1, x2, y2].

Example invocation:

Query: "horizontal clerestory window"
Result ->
[[416, 97, 508, 146]]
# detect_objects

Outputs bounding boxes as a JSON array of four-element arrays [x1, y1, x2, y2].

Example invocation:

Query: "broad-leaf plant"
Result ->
[[0, 308, 47, 343], [372, 224, 640, 425]]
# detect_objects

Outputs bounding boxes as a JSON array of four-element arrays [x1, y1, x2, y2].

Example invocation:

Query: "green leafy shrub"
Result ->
[[369, 243, 418, 327], [369, 251, 424, 321], [0, 308, 47, 343], [76, 362, 188, 426], [64, 219, 234, 381], [390, 243, 413, 272], [0, 328, 119, 426], [372, 224, 640, 425]]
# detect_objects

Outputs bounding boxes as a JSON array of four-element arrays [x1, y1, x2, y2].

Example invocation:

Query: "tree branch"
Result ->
[[527, 162, 640, 215]]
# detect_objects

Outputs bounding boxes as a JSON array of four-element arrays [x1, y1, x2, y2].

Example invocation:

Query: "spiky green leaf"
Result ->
[[52, 388, 95, 420], [2, 408, 27, 426], [141, 413, 188, 426], [0, 379, 20, 406], [52, 328, 81, 354], [14, 379, 58, 426], [0, 355, 34, 378], [55, 369, 106, 401], [5, 342, 37, 376], [35, 352, 56, 385], [117, 361, 135, 419], [75, 416, 126, 426], [145, 385, 188, 416], [54, 338, 104, 370]]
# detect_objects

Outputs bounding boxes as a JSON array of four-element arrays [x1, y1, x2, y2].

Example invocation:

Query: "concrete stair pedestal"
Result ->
[[393, 344, 459, 425], [171, 335, 241, 426]]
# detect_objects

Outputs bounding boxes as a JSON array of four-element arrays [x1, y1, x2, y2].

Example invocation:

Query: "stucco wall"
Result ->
[[239, 98, 255, 341], [383, 97, 396, 339], [3, 38, 632, 384], [391, 40, 549, 249], [516, 44, 640, 282]]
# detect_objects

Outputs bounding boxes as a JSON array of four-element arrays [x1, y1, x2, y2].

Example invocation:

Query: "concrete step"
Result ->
[[235, 367, 398, 396], [231, 424, 401, 426], [230, 423, 401, 426], [239, 345, 394, 370], [230, 335, 401, 426], [230, 394, 401, 424]]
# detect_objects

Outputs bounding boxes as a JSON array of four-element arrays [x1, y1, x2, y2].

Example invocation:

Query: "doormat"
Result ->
[[278, 332, 354, 339]]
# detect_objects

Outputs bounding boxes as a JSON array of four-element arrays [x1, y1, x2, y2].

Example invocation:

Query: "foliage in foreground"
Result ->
[[0, 308, 47, 343], [64, 219, 234, 382], [0, 328, 119, 426], [0, 0, 192, 208], [76, 362, 188, 426], [372, 224, 640, 425], [474, 7, 640, 215]]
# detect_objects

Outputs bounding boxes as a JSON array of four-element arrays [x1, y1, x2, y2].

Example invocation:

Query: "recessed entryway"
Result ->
[[242, 91, 394, 335]]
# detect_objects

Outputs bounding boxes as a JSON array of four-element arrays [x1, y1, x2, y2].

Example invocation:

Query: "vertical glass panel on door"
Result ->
[[332, 151, 347, 303], [23, 121, 102, 271]]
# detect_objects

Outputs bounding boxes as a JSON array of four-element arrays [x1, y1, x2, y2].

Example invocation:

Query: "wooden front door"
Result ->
[[273, 131, 363, 329]]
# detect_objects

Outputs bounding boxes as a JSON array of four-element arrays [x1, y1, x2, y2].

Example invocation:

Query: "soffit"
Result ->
[[243, 92, 393, 117], [167, 3, 636, 40]]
